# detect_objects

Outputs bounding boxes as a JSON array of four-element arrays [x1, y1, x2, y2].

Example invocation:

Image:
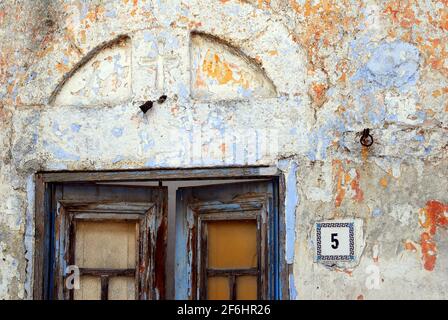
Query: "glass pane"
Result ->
[[207, 220, 257, 269], [74, 276, 100, 300], [207, 276, 230, 300], [109, 276, 136, 300], [75, 221, 137, 269], [236, 276, 257, 300]]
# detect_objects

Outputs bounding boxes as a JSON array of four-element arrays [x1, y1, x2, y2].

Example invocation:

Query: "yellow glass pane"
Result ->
[[207, 220, 257, 269], [236, 276, 257, 300], [109, 277, 136, 300], [74, 276, 100, 300], [207, 277, 230, 300], [75, 221, 137, 269]]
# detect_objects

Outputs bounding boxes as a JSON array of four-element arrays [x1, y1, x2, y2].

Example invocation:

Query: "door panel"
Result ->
[[175, 180, 274, 300], [51, 183, 167, 300]]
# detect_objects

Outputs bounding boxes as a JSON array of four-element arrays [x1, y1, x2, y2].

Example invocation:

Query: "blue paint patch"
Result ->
[[289, 273, 297, 300], [159, 31, 180, 51], [306, 117, 346, 161], [145, 159, 157, 167], [44, 141, 80, 161], [372, 208, 383, 217], [237, 86, 253, 99], [352, 41, 420, 91], [285, 162, 299, 264], [177, 82, 189, 102], [112, 127, 124, 138], [27, 71, 37, 83], [113, 54, 126, 75], [112, 155, 124, 164], [71, 123, 81, 132], [105, 8, 117, 17], [139, 131, 155, 152], [414, 135, 425, 142]]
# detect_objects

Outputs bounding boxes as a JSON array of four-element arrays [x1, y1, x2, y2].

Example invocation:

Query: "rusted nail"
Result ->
[[360, 128, 374, 147], [157, 95, 167, 104], [139, 101, 153, 114]]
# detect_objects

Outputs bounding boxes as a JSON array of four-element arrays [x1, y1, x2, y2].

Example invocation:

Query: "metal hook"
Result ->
[[360, 128, 373, 147]]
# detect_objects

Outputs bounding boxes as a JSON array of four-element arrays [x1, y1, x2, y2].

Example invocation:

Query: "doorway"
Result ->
[[34, 166, 287, 300]]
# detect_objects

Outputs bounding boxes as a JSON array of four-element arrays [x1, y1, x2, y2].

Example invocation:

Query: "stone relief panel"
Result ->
[[190, 32, 277, 101], [52, 36, 131, 106]]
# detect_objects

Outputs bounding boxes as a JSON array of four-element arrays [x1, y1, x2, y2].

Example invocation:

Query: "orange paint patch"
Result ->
[[56, 62, 70, 74], [0, 10, 5, 25], [379, 176, 388, 188], [438, 9, 448, 31], [333, 160, 346, 207], [332, 160, 364, 207], [289, 0, 359, 71], [418, 200, 448, 235], [203, 51, 234, 85], [350, 170, 364, 203], [310, 82, 328, 107], [383, 1, 421, 28], [418, 200, 448, 271], [336, 59, 349, 84], [258, 0, 271, 9], [432, 89, 442, 98], [220, 143, 226, 154], [85, 5, 105, 23], [420, 232, 437, 271], [80, 30, 86, 44], [383, 2, 448, 77], [201, 50, 249, 89], [170, 105, 179, 116], [6, 83, 15, 94], [357, 294, 364, 300], [361, 146, 369, 161], [195, 69, 206, 88]]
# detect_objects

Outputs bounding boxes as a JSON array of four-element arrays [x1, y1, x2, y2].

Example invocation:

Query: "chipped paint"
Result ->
[[0, 0, 447, 300], [284, 161, 299, 265], [418, 200, 448, 271]]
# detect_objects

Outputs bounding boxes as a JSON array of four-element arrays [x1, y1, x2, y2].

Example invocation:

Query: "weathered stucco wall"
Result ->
[[0, 0, 447, 299]]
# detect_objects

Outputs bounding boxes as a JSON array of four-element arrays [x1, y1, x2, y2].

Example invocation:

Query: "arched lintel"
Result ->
[[48, 34, 131, 105]]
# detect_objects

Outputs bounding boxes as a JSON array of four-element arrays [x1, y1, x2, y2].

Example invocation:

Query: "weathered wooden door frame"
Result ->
[[34, 166, 289, 300]]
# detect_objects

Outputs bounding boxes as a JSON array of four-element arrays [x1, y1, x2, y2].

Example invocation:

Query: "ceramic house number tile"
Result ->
[[314, 219, 363, 264]]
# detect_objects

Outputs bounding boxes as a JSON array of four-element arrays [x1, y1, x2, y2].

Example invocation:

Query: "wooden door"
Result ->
[[175, 180, 276, 300], [50, 183, 167, 300]]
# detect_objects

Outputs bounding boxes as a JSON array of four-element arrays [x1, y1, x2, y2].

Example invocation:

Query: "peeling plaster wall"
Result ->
[[0, 0, 447, 299]]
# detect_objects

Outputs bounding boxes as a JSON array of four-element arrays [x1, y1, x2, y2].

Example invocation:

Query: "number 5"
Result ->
[[331, 233, 339, 249]]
